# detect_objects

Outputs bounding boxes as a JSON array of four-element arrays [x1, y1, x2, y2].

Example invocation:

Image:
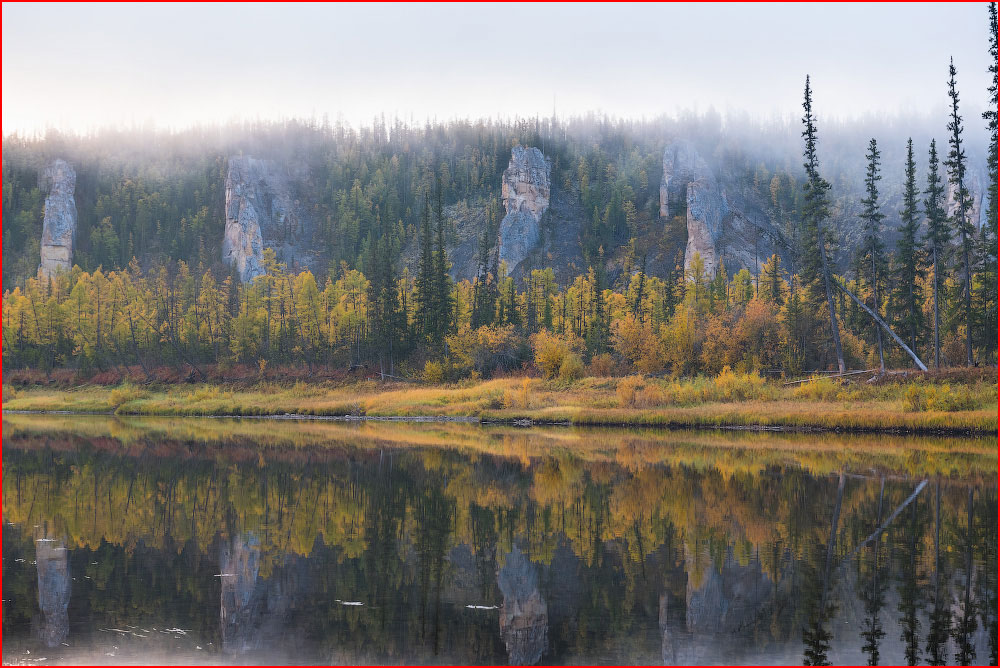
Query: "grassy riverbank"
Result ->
[[3, 368, 995, 434]]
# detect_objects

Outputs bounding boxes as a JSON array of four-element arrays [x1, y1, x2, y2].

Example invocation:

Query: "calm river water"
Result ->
[[1, 414, 996, 665]]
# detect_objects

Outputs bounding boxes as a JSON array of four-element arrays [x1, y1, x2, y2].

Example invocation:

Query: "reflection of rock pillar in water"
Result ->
[[220, 533, 262, 654], [497, 546, 548, 665], [34, 528, 70, 647], [659, 591, 676, 664]]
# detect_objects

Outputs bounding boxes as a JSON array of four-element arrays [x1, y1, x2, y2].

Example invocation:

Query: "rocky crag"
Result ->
[[498, 146, 551, 275], [660, 141, 787, 278], [37, 159, 78, 280], [223, 156, 317, 282]]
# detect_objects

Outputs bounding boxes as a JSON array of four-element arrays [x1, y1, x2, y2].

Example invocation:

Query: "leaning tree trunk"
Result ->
[[835, 280, 928, 371], [819, 228, 846, 373]]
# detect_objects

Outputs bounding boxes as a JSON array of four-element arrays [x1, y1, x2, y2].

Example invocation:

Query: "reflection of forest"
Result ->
[[1, 426, 996, 665]]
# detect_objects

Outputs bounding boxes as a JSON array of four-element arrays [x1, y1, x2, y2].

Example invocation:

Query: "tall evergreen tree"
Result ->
[[471, 199, 499, 328], [800, 76, 846, 372], [431, 175, 453, 349], [944, 57, 975, 366], [976, 2, 999, 361], [924, 140, 950, 368], [415, 198, 434, 340], [761, 253, 785, 305], [893, 139, 924, 355], [367, 234, 404, 376], [585, 247, 609, 354], [986, 3, 999, 236], [859, 138, 887, 372]]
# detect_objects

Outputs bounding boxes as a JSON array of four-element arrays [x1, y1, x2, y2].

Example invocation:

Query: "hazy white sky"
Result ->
[[2, 2, 993, 135]]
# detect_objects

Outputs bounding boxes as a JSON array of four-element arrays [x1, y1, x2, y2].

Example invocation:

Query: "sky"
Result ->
[[1, 2, 993, 136]]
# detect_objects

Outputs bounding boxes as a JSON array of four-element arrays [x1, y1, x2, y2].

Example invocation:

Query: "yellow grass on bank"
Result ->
[[2, 372, 996, 434]]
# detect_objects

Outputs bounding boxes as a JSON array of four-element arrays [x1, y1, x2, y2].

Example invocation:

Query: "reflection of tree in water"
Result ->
[[220, 532, 263, 654], [802, 473, 845, 666], [952, 487, 977, 665], [895, 498, 924, 666], [415, 481, 455, 654], [33, 525, 70, 648], [976, 484, 998, 666], [3, 436, 998, 665], [925, 480, 951, 666], [859, 478, 887, 665], [498, 546, 548, 665]]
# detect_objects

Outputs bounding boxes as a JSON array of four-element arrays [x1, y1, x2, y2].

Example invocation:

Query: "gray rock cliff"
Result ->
[[660, 142, 725, 276], [499, 146, 551, 275], [223, 156, 313, 282], [38, 159, 77, 280]]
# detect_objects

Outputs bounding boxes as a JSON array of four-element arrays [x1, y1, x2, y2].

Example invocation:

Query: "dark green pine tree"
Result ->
[[366, 232, 404, 376], [858, 138, 888, 372], [800, 76, 846, 372], [415, 197, 435, 341], [471, 198, 500, 328], [975, 2, 999, 362], [585, 247, 610, 355], [944, 57, 975, 366], [924, 140, 950, 369], [431, 175, 453, 349], [893, 139, 924, 356]]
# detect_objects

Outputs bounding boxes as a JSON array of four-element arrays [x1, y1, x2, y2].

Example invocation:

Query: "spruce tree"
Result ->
[[471, 201, 498, 328], [800, 76, 846, 372], [761, 253, 785, 305], [894, 138, 924, 354], [924, 140, 950, 368], [985, 2, 999, 237], [415, 197, 434, 340], [431, 175, 453, 348], [944, 57, 975, 365], [859, 138, 887, 371], [976, 2, 999, 361], [586, 247, 609, 354]]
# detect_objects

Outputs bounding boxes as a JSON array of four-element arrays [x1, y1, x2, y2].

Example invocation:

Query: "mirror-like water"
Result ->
[[2, 414, 996, 665]]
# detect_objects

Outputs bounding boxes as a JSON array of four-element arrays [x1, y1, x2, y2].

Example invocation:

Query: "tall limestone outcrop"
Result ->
[[660, 141, 789, 278], [499, 146, 550, 275], [223, 156, 310, 282], [38, 159, 78, 279], [660, 142, 725, 276]]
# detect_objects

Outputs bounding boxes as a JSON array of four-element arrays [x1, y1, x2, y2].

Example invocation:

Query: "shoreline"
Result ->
[[3, 407, 994, 437]]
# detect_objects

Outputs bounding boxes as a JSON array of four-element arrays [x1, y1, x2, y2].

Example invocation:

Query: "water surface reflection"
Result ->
[[1, 415, 996, 665]]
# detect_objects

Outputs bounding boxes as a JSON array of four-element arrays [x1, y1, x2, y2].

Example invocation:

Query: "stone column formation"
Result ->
[[38, 159, 78, 280], [222, 156, 299, 282], [498, 146, 551, 275], [659, 141, 725, 277]]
